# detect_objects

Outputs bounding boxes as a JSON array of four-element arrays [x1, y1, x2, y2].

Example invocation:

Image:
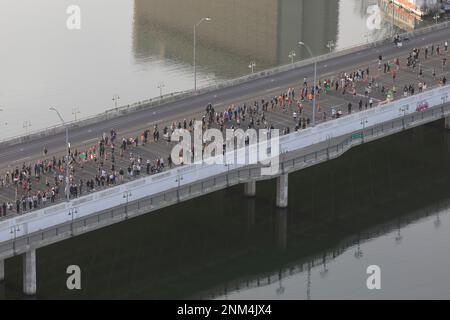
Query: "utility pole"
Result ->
[[49, 107, 70, 202], [288, 50, 296, 64], [194, 17, 212, 91], [248, 61, 256, 74], [112, 95, 120, 109]]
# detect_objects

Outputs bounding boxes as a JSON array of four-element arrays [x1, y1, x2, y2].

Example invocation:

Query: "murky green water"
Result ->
[[1, 0, 450, 300]]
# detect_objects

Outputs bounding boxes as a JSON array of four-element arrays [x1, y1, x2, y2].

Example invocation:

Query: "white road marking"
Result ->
[[82, 138, 98, 144], [265, 86, 281, 93], [15, 156, 31, 163]]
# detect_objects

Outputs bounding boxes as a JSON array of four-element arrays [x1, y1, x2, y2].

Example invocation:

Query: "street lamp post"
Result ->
[[360, 118, 368, 142], [326, 40, 335, 53], [49, 107, 70, 202], [10, 226, 20, 253], [72, 107, 80, 121], [0, 108, 6, 129], [123, 191, 132, 219], [157, 82, 165, 100], [364, 32, 371, 44], [68, 207, 78, 236], [399, 106, 408, 129], [434, 13, 440, 24], [194, 17, 211, 92], [112, 95, 120, 109], [23, 121, 32, 135], [288, 50, 296, 64], [248, 61, 256, 74], [175, 175, 183, 202], [298, 41, 317, 127]]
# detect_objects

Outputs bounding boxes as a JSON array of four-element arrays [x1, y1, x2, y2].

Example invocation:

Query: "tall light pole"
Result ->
[[0, 109, 6, 131], [50, 107, 70, 202], [72, 107, 80, 121], [364, 32, 371, 44], [326, 40, 335, 53], [434, 13, 440, 25], [194, 17, 211, 92], [360, 118, 368, 143], [157, 82, 165, 99], [23, 121, 32, 134], [288, 50, 296, 64], [112, 95, 120, 109], [299, 41, 317, 127], [248, 61, 256, 73], [123, 191, 132, 219]]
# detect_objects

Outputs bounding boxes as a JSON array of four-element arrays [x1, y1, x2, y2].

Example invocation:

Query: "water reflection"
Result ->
[[133, 0, 339, 78], [207, 199, 450, 300]]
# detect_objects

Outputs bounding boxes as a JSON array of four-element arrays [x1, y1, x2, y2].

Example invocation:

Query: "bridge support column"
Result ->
[[446, 116, 450, 129], [23, 250, 36, 295], [244, 181, 256, 197], [0, 259, 4, 281], [276, 174, 289, 208]]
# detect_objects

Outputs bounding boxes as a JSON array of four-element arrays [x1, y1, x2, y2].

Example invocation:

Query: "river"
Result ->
[[1, 0, 450, 300]]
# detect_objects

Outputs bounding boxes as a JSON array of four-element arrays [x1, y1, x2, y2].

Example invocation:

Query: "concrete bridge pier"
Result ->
[[23, 250, 36, 295], [276, 174, 289, 208], [0, 259, 4, 281], [244, 181, 256, 197], [445, 116, 450, 129]]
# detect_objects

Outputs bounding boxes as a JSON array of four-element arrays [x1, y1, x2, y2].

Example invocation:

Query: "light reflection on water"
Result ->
[[209, 203, 450, 300]]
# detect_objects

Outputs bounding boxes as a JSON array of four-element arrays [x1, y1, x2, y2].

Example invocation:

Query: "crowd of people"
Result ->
[[1, 40, 449, 219]]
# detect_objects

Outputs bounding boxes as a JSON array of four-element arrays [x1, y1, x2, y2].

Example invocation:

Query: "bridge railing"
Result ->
[[1, 21, 449, 148], [0, 84, 449, 253]]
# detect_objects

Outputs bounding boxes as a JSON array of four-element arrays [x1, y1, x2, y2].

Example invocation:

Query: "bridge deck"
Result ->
[[0, 40, 449, 220]]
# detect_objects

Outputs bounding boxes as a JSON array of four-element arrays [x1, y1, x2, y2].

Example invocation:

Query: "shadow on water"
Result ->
[[2, 120, 450, 299]]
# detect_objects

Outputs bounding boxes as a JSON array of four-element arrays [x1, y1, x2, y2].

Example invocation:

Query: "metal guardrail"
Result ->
[[1, 20, 449, 149]]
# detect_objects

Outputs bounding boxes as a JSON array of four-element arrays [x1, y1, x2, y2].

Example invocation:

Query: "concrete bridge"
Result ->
[[1, 22, 450, 296]]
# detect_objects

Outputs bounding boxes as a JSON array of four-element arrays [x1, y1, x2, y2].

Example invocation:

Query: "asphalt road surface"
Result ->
[[0, 25, 449, 166]]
